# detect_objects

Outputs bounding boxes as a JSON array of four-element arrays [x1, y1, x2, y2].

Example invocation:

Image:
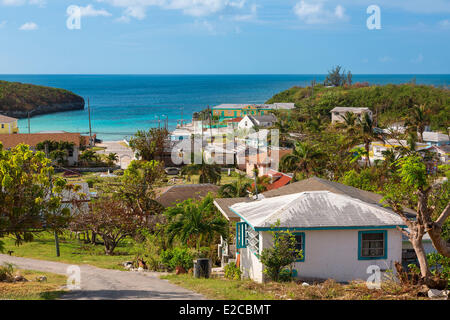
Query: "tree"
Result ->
[[383, 155, 450, 287], [260, 227, 303, 282], [71, 197, 149, 255], [0, 143, 69, 246], [106, 153, 119, 166], [357, 112, 384, 167], [129, 128, 169, 161], [116, 160, 166, 228], [181, 161, 222, 185], [405, 104, 429, 142], [80, 149, 98, 165], [165, 194, 228, 253], [279, 141, 322, 179], [324, 65, 347, 87], [219, 174, 252, 198]]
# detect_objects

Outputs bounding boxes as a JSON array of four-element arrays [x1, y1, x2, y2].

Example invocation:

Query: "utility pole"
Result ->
[[27, 112, 30, 134], [88, 98, 92, 147], [44, 142, 60, 257]]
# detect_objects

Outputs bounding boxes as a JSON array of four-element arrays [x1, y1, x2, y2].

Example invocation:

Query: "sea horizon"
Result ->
[[1, 74, 449, 141]]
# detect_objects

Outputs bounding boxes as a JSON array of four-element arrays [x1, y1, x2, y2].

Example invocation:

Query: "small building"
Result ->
[[230, 191, 405, 283], [331, 107, 373, 124], [0, 132, 88, 166], [155, 184, 219, 208], [225, 117, 243, 130], [0, 115, 19, 134], [371, 139, 429, 161], [238, 114, 277, 130], [427, 145, 450, 164], [212, 103, 294, 120], [421, 131, 450, 147], [245, 147, 292, 177], [264, 170, 293, 191]]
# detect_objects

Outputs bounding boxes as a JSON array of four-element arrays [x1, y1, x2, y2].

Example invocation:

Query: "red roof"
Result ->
[[265, 172, 292, 191], [226, 117, 243, 123]]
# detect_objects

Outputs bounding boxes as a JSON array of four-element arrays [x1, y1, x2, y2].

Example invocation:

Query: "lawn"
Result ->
[[0, 269, 66, 300], [161, 275, 428, 300], [161, 274, 274, 300], [2, 233, 135, 270]]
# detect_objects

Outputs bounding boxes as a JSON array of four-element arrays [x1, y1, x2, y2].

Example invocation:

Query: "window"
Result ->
[[236, 222, 247, 249], [247, 228, 260, 254], [358, 231, 387, 260], [293, 233, 305, 262], [1, 124, 4, 129]]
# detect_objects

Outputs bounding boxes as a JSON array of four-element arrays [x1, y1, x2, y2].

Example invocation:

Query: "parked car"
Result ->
[[165, 167, 180, 175]]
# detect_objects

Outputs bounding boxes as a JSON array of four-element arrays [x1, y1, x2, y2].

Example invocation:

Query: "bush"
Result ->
[[224, 262, 242, 280], [160, 247, 194, 271], [86, 178, 97, 188], [428, 252, 450, 287], [0, 263, 15, 282]]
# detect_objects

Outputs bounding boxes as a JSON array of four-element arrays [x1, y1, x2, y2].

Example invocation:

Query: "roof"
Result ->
[[422, 131, 449, 143], [266, 173, 292, 191], [213, 103, 294, 110], [226, 117, 243, 123], [0, 132, 84, 149], [245, 114, 277, 125], [156, 184, 219, 208], [229, 191, 405, 230], [331, 107, 371, 113], [0, 115, 18, 123], [214, 176, 416, 221], [430, 144, 450, 153], [214, 197, 251, 222]]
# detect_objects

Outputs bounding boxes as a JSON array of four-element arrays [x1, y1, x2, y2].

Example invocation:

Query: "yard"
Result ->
[[161, 274, 430, 300], [1, 233, 135, 270], [0, 269, 66, 300]]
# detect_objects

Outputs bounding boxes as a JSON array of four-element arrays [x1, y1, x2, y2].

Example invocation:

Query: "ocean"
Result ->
[[1, 74, 449, 141]]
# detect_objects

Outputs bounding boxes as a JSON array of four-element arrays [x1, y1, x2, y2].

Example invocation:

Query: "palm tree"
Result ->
[[219, 174, 252, 198], [279, 141, 322, 179], [106, 153, 119, 166], [357, 113, 384, 167], [405, 104, 429, 142], [165, 194, 228, 253], [181, 161, 222, 185]]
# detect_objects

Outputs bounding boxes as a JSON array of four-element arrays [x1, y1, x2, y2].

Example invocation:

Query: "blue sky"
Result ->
[[1, 0, 449, 74]]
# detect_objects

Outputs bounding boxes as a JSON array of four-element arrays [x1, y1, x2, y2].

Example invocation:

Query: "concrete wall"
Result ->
[[241, 228, 402, 283]]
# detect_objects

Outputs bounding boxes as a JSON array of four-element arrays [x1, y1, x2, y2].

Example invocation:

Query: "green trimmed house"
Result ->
[[212, 103, 294, 120], [214, 177, 407, 283]]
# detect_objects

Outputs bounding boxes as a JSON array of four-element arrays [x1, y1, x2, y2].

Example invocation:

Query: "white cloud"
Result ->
[[19, 21, 38, 30], [0, 21, 6, 28], [293, 1, 348, 24], [80, 4, 112, 17], [98, 0, 252, 21], [379, 56, 392, 63], [439, 19, 450, 28], [233, 3, 257, 21], [1, 0, 45, 6], [411, 53, 424, 64]]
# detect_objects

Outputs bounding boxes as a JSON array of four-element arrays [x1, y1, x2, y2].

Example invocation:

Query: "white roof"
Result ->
[[229, 191, 405, 229], [331, 107, 371, 113], [213, 103, 294, 110], [422, 131, 449, 143]]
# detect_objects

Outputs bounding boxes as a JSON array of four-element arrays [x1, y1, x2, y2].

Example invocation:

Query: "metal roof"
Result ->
[[230, 191, 405, 230]]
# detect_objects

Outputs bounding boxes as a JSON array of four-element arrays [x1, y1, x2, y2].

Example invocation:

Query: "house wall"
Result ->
[[238, 116, 254, 130], [0, 120, 19, 134], [332, 111, 373, 124], [241, 228, 402, 283]]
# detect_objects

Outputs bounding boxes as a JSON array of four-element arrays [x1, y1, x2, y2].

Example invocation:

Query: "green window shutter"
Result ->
[[236, 222, 247, 249]]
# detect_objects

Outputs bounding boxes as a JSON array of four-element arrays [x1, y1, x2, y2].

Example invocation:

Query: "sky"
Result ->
[[0, 0, 449, 74]]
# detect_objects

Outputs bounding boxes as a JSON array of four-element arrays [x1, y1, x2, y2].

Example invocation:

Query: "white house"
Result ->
[[229, 191, 405, 283], [331, 107, 373, 124], [238, 115, 277, 130], [421, 131, 450, 147]]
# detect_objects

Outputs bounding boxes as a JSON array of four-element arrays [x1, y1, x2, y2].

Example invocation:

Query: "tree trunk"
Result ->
[[411, 238, 431, 280]]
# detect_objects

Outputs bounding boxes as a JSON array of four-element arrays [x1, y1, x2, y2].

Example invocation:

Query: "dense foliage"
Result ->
[[0, 80, 84, 115], [267, 83, 450, 131]]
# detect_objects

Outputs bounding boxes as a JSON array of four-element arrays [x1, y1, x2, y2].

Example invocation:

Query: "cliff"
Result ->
[[0, 80, 85, 118]]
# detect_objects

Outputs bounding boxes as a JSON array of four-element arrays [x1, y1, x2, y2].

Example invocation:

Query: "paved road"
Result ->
[[96, 141, 135, 169], [0, 255, 204, 300]]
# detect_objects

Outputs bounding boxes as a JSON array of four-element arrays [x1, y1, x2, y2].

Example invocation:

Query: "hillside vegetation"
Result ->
[[0, 80, 84, 118], [267, 83, 450, 131]]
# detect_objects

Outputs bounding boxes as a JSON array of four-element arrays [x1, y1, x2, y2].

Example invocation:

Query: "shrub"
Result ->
[[161, 247, 194, 271], [224, 262, 242, 280], [428, 252, 450, 287], [0, 263, 15, 282], [86, 178, 97, 188]]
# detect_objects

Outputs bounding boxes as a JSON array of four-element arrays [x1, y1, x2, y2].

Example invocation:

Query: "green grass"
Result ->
[[181, 172, 248, 186], [161, 274, 274, 300], [2, 233, 135, 270], [0, 269, 66, 300]]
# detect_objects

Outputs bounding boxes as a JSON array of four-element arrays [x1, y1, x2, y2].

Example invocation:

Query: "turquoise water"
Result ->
[[1, 74, 449, 141]]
